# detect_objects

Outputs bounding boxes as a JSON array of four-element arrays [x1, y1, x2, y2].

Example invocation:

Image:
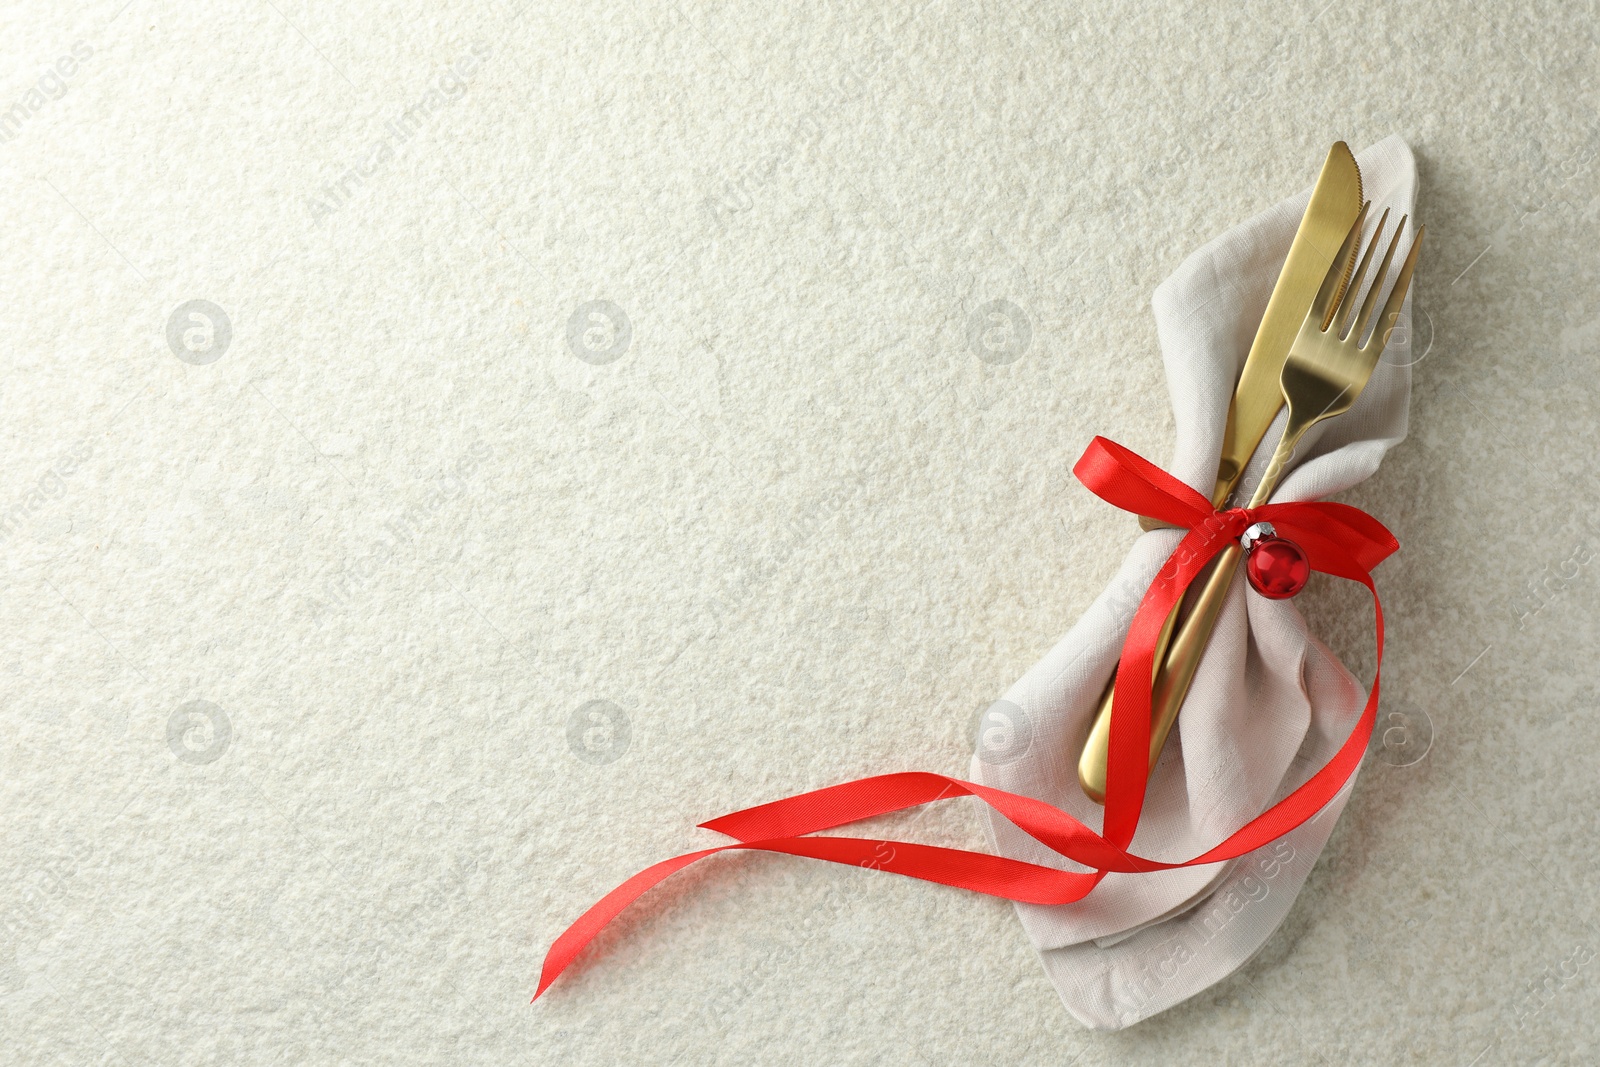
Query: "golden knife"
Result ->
[[1077, 142, 1365, 804]]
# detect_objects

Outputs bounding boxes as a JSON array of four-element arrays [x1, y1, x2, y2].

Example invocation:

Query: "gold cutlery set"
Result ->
[[1077, 143, 1423, 803]]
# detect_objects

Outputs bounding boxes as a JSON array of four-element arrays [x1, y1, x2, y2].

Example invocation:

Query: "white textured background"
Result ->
[[2, 1, 1598, 1064]]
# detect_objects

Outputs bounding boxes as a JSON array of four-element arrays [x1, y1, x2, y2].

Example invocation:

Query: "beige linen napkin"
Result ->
[[969, 135, 1418, 1030]]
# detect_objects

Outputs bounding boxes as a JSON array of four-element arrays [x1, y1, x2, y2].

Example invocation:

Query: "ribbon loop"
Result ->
[[1073, 436, 1217, 531], [535, 438, 1396, 1000]]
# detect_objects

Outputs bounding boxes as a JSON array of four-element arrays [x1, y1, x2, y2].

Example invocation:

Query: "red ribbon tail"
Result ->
[[534, 846, 727, 1001], [534, 834, 1118, 1001]]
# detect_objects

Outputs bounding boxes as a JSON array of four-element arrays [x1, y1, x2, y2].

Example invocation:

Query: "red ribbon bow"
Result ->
[[534, 436, 1398, 1000]]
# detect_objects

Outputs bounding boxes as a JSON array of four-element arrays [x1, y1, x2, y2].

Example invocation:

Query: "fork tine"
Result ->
[[1351, 214, 1406, 345], [1366, 224, 1425, 354], [1312, 201, 1370, 328], [1337, 207, 1390, 338]]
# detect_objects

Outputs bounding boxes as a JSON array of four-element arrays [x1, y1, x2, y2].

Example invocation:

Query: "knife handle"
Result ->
[[1079, 460, 1246, 802], [1075, 551, 1225, 803], [1144, 543, 1242, 766]]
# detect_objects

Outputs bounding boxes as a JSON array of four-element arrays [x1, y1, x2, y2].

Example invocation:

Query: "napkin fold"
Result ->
[[969, 135, 1418, 1030]]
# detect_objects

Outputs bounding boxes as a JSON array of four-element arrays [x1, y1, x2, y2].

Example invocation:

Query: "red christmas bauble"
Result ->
[[1245, 536, 1310, 599]]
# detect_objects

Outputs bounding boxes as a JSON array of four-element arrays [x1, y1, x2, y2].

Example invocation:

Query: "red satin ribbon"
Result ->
[[534, 436, 1398, 1000]]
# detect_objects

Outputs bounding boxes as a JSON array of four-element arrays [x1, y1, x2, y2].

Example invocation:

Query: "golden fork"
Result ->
[[1120, 202, 1422, 794]]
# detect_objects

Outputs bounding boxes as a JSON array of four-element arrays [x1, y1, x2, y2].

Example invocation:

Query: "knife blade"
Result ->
[[1209, 141, 1364, 505], [1077, 142, 1365, 804]]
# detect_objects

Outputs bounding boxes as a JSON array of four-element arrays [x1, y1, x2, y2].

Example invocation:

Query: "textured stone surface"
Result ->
[[1, 0, 1597, 1063]]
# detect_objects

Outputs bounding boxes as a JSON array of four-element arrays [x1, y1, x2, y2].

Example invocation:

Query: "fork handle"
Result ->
[[1138, 421, 1314, 769], [1245, 409, 1315, 509]]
